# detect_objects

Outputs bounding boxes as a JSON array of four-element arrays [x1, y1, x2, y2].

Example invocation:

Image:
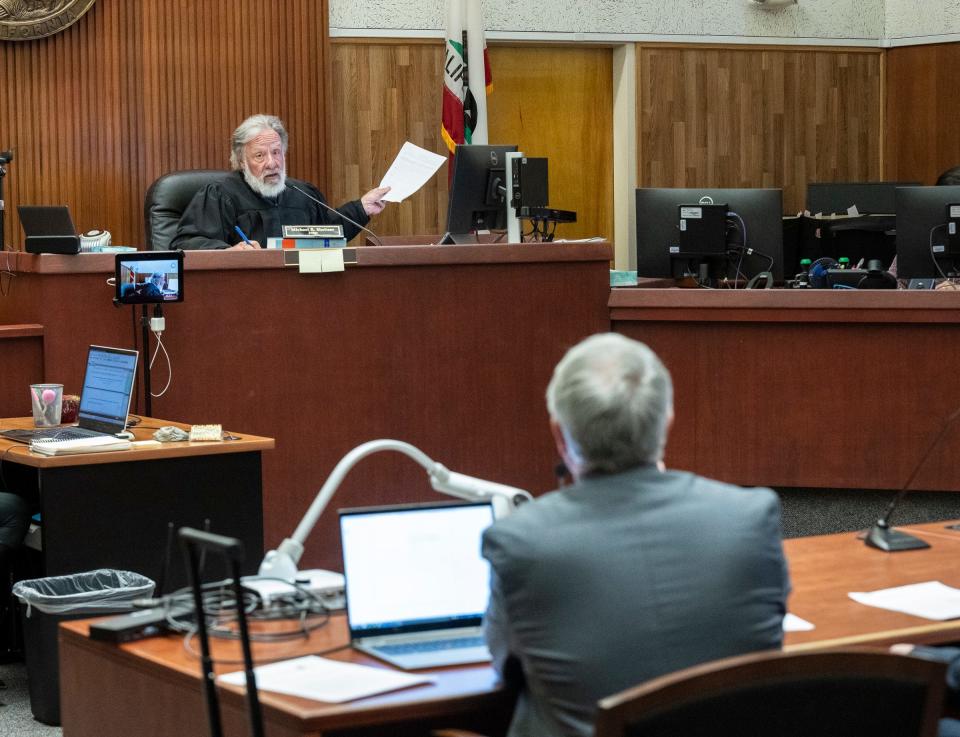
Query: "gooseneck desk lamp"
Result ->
[[258, 439, 533, 581]]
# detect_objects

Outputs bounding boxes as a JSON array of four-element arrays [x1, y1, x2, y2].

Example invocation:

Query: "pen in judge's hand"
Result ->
[[231, 225, 262, 250]]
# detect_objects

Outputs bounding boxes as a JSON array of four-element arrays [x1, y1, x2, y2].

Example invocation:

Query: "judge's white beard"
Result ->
[[242, 165, 287, 199]]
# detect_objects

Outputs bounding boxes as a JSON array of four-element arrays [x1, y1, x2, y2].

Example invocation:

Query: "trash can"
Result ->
[[12, 569, 154, 725]]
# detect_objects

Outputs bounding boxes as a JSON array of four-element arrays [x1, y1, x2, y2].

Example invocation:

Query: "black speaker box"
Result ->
[[25, 235, 80, 254]]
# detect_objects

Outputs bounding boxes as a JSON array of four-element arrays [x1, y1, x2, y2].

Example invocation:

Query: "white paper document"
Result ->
[[849, 580, 960, 621], [218, 655, 434, 703], [782, 612, 815, 632], [378, 142, 446, 202]]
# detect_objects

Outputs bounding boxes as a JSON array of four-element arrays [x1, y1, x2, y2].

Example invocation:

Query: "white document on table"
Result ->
[[782, 613, 815, 632], [849, 580, 960, 621], [218, 655, 434, 703], [378, 142, 446, 202]]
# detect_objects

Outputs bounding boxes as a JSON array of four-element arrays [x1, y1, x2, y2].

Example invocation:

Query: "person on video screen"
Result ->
[[133, 272, 164, 300]]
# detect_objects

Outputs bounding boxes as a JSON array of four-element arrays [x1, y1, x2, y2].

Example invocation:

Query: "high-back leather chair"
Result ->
[[594, 649, 947, 737], [143, 169, 229, 250]]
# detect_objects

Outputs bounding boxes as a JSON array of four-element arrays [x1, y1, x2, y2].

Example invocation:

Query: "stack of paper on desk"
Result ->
[[30, 436, 132, 456], [218, 655, 434, 703]]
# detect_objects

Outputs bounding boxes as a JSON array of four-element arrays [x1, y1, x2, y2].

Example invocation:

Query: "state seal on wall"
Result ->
[[0, 0, 96, 41]]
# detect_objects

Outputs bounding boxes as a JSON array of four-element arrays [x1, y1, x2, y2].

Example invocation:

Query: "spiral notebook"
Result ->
[[30, 435, 132, 456]]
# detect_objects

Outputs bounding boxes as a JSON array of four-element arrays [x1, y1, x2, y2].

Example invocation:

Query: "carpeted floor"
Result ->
[[0, 662, 61, 737]]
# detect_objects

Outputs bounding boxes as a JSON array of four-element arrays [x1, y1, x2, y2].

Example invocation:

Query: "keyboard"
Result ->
[[376, 635, 486, 655], [1, 427, 104, 443]]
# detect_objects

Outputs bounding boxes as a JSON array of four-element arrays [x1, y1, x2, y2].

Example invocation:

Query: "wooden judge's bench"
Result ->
[[7, 244, 960, 572], [0, 243, 613, 571]]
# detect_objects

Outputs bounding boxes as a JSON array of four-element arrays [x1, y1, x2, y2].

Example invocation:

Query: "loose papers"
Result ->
[[849, 581, 960, 621], [379, 142, 446, 203], [218, 655, 434, 703]]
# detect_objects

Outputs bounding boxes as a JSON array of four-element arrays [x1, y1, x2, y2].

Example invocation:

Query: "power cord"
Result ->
[[149, 329, 172, 398], [929, 223, 955, 283], [160, 577, 333, 666]]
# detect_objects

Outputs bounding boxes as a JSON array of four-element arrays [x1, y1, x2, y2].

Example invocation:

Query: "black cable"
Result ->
[[130, 306, 140, 415], [164, 577, 334, 656], [929, 223, 953, 282]]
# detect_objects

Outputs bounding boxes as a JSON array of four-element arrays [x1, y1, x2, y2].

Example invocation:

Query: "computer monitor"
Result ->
[[635, 188, 784, 283], [807, 182, 919, 215], [445, 144, 518, 240], [895, 185, 960, 280]]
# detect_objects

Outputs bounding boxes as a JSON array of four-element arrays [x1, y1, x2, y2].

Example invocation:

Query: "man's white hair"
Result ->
[[229, 114, 288, 171], [546, 333, 673, 474]]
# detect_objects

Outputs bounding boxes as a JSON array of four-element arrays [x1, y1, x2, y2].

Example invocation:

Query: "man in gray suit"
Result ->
[[482, 333, 789, 737]]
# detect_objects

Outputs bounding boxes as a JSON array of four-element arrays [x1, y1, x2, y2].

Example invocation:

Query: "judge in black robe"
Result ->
[[171, 170, 371, 250]]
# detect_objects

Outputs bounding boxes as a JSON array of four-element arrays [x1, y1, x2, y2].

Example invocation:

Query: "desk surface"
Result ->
[[785, 520, 960, 649], [0, 416, 274, 468], [59, 520, 960, 737]]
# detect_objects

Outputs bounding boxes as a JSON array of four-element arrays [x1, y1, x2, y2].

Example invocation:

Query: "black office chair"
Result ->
[[594, 649, 947, 737], [143, 169, 229, 250]]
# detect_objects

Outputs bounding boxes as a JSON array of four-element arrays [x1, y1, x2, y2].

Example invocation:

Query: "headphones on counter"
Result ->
[[79, 229, 112, 251]]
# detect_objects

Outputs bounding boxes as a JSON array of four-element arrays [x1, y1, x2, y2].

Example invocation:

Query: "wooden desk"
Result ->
[[58, 520, 960, 737], [0, 244, 612, 571], [0, 417, 273, 590], [610, 288, 960, 491], [59, 615, 511, 737], [785, 520, 960, 650]]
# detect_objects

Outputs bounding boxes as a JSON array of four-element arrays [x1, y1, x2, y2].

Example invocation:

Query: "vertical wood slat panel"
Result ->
[[329, 40, 447, 238], [329, 41, 614, 242], [638, 45, 883, 214], [0, 0, 330, 249], [884, 43, 960, 185]]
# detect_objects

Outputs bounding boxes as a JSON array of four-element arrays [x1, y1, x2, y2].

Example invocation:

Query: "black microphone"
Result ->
[[864, 404, 960, 552], [286, 182, 384, 247]]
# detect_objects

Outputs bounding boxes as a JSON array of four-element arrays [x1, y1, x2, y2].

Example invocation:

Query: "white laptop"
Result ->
[[339, 501, 495, 670]]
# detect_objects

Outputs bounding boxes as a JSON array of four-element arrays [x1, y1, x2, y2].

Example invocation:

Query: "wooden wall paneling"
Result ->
[[488, 45, 614, 242], [884, 43, 960, 185], [329, 40, 447, 238], [637, 45, 882, 214], [0, 0, 331, 250], [329, 41, 614, 241]]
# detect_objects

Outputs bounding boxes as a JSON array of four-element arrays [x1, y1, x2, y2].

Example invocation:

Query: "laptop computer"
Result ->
[[1, 345, 139, 444], [340, 501, 495, 670], [18, 205, 81, 254], [17, 205, 77, 238]]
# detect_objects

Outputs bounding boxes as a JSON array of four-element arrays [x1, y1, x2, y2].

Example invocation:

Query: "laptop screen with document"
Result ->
[[77, 345, 138, 432], [340, 502, 494, 639]]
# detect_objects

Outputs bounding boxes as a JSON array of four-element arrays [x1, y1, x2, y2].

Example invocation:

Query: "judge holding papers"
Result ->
[[172, 114, 391, 250]]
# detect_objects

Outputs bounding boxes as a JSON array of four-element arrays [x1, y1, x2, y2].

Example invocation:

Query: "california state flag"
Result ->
[[441, 0, 492, 164]]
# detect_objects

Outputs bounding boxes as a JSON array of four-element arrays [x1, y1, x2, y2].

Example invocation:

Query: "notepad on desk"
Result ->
[[30, 435, 132, 456], [218, 655, 434, 703]]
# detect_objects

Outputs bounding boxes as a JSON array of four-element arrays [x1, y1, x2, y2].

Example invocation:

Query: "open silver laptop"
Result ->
[[1, 345, 138, 443], [340, 501, 495, 670]]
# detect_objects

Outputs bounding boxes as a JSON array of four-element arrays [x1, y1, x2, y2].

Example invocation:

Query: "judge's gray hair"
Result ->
[[229, 114, 289, 170], [546, 333, 673, 474]]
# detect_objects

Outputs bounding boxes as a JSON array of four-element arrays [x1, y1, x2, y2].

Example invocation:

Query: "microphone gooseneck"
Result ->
[[865, 404, 960, 552], [286, 182, 384, 247]]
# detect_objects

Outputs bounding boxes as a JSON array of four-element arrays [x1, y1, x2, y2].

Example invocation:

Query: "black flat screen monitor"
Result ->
[[635, 188, 784, 282], [445, 144, 518, 238], [115, 250, 184, 304], [895, 185, 960, 280], [807, 181, 919, 215]]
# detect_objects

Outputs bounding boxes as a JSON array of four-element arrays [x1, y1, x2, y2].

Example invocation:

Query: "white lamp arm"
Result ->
[[258, 439, 532, 580], [289, 439, 437, 551]]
